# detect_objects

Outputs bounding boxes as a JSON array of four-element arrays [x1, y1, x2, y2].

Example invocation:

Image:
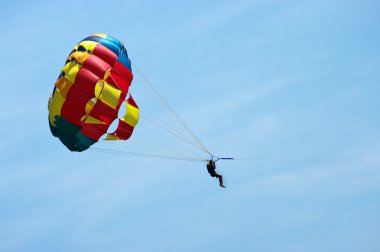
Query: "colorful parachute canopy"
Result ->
[[48, 34, 139, 152]]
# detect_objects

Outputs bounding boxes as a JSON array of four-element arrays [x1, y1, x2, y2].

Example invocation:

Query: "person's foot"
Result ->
[[220, 185, 226, 188]]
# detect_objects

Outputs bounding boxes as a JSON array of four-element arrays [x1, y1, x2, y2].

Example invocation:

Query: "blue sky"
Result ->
[[1, 0, 380, 251]]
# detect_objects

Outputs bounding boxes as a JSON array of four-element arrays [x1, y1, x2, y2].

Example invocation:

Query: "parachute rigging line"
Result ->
[[132, 62, 212, 156], [140, 115, 208, 153], [89, 147, 206, 162], [232, 157, 380, 165]]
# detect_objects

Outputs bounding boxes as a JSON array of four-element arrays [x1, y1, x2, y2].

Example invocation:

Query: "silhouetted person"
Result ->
[[207, 160, 225, 188]]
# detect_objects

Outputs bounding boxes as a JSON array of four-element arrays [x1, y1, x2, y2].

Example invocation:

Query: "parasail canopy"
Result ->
[[48, 34, 139, 152]]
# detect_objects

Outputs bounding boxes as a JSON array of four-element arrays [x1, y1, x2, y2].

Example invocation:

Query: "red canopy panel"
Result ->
[[61, 85, 93, 125], [80, 122, 109, 140], [87, 100, 118, 124], [107, 120, 135, 140], [114, 60, 133, 83], [74, 68, 100, 94], [83, 54, 111, 79], [106, 68, 131, 94], [92, 43, 118, 66], [127, 95, 138, 108]]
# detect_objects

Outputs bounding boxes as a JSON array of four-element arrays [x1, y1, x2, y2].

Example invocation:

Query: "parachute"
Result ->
[[48, 34, 139, 152]]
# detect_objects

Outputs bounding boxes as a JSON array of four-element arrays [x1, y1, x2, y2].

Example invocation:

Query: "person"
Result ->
[[207, 160, 225, 188]]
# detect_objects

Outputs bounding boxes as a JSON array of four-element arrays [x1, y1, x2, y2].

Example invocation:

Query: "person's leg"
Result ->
[[216, 174, 225, 187]]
